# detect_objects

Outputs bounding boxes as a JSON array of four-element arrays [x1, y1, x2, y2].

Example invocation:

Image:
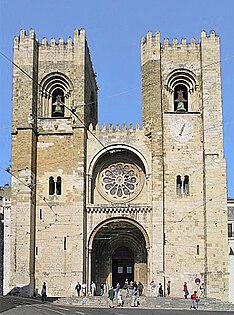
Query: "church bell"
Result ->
[[175, 89, 187, 112], [52, 95, 64, 117]]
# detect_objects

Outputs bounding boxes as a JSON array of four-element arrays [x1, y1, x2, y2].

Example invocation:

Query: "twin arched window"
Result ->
[[176, 175, 189, 196], [49, 176, 62, 196]]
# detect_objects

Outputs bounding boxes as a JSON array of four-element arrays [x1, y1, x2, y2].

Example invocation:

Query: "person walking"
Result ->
[[117, 289, 123, 307], [183, 281, 189, 299], [41, 282, 47, 303], [131, 287, 138, 307], [137, 281, 144, 296], [108, 287, 115, 308], [91, 281, 96, 296], [167, 281, 171, 296], [81, 282, 86, 296], [100, 283, 104, 296], [199, 283, 205, 298], [158, 283, 163, 297], [150, 280, 156, 297], [123, 279, 129, 297], [75, 282, 81, 296], [191, 291, 198, 310]]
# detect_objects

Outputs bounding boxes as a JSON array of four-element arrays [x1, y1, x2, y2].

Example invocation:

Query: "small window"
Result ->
[[176, 175, 182, 195], [228, 223, 233, 237], [196, 245, 200, 255], [49, 176, 62, 196], [56, 176, 62, 195], [49, 177, 55, 195], [184, 175, 189, 195], [52, 89, 65, 117], [39, 208, 43, 220], [176, 175, 190, 196], [174, 84, 188, 112], [64, 237, 67, 250]]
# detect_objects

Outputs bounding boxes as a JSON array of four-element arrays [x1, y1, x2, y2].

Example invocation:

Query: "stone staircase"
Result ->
[[54, 295, 234, 311]]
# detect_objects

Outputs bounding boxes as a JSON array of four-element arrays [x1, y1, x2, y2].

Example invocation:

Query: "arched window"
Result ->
[[49, 177, 55, 195], [39, 72, 73, 118], [52, 89, 65, 117], [56, 176, 62, 195], [183, 175, 189, 195], [176, 175, 182, 195], [165, 68, 198, 112], [174, 84, 188, 112], [49, 176, 62, 196]]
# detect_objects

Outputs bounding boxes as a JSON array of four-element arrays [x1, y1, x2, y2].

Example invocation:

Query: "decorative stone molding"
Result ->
[[86, 205, 152, 214]]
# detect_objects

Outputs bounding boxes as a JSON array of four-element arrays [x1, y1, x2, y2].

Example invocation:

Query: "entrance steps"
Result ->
[[54, 295, 234, 311]]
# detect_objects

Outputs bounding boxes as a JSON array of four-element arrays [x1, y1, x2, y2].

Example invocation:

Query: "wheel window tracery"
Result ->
[[97, 160, 144, 203]]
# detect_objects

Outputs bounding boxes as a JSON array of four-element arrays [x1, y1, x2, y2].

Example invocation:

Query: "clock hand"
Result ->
[[179, 123, 186, 136]]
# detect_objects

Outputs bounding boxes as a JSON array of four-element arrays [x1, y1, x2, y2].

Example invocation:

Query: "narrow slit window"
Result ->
[[49, 177, 55, 195], [184, 175, 189, 195], [176, 175, 182, 195], [56, 176, 62, 195], [228, 223, 233, 237], [64, 237, 67, 250], [39, 208, 43, 220], [35, 247, 39, 256], [196, 245, 200, 255]]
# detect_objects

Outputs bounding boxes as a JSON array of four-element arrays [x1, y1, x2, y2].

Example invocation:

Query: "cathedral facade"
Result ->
[[6, 28, 229, 300]]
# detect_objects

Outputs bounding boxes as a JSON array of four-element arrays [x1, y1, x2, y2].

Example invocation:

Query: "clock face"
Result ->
[[170, 119, 194, 142]]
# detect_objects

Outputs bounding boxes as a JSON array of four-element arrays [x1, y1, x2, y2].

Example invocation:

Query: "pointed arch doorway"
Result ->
[[89, 218, 149, 289]]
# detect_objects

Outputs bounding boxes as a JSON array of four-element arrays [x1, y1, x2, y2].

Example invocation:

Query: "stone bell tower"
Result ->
[[8, 28, 98, 296], [141, 30, 228, 300]]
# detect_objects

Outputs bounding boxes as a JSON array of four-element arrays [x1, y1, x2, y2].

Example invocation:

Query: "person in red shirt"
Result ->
[[191, 291, 198, 310], [183, 282, 189, 299]]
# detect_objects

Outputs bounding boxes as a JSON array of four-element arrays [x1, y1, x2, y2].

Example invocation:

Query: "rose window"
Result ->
[[98, 162, 144, 202]]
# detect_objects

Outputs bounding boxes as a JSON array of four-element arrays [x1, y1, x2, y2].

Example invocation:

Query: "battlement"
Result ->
[[14, 28, 86, 50], [89, 122, 142, 133], [141, 30, 219, 64]]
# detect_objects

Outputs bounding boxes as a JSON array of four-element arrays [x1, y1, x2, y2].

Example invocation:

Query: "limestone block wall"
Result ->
[[10, 28, 97, 297], [141, 30, 228, 300]]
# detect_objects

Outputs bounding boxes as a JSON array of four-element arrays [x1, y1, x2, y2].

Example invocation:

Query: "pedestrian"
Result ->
[[137, 281, 144, 296], [100, 283, 104, 296], [199, 283, 205, 298], [75, 282, 81, 296], [108, 286, 115, 308], [117, 289, 123, 307], [167, 281, 171, 296], [133, 281, 138, 290], [81, 282, 86, 296], [115, 282, 120, 293], [183, 281, 189, 299], [191, 291, 199, 310], [158, 283, 163, 297], [123, 279, 129, 297], [150, 280, 156, 297], [131, 287, 138, 307], [91, 281, 96, 296], [41, 282, 47, 303]]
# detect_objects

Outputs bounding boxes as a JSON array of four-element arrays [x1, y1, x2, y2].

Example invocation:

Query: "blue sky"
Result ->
[[0, 0, 234, 197]]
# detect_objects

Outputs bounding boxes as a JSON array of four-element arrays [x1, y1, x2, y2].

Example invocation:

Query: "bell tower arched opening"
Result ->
[[89, 219, 148, 291]]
